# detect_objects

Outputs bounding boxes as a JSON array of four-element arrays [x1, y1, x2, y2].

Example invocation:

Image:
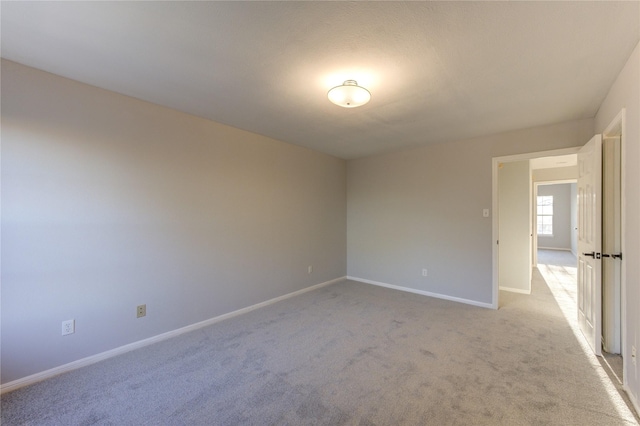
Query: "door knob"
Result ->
[[602, 253, 623, 260]]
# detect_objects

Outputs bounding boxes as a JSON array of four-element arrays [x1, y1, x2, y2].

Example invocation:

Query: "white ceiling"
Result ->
[[2, 1, 639, 160]]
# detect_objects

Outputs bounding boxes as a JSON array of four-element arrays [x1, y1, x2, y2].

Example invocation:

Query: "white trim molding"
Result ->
[[623, 385, 640, 420], [0, 276, 346, 394], [347, 276, 493, 309], [537, 247, 573, 251], [499, 286, 532, 295]]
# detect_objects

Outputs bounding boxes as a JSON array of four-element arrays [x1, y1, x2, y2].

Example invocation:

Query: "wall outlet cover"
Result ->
[[137, 304, 146, 318], [62, 319, 75, 336]]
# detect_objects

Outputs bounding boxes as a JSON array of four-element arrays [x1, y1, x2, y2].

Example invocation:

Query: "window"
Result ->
[[537, 195, 553, 235]]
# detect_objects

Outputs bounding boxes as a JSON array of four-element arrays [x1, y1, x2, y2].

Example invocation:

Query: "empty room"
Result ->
[[2, 1, 640, 424]]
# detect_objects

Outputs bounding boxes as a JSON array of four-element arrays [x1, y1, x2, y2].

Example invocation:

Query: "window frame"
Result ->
[[536, 195, 554, 236]]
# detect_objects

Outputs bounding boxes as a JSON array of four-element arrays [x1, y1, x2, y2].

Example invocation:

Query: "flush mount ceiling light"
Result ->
[[327, 80, 371, 108]]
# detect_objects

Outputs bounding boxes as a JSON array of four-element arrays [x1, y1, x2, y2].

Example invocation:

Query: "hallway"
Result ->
[[535, 249, 634, 421]]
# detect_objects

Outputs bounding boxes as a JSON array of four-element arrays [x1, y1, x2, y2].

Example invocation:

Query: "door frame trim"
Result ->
[[492, 147, 581, 309]]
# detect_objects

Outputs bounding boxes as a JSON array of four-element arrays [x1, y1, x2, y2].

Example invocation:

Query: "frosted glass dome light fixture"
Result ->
[[327, 80, 371, 108]]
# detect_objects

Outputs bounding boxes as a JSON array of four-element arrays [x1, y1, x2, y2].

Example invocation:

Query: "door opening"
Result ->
[[492, 147, 580, 308], [492, 108, 627, 390], [533, 180, 577, 262]]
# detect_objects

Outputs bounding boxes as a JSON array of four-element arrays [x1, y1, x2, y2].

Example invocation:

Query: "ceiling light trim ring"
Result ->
[[327, 80, 371, 108]]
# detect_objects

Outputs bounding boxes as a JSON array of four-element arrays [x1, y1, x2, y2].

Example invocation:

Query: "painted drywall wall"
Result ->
[[594, 40, 640, 410], [347, 117, 593, 304], [536, 183, 573, 250], [1, 60, 347, 384], [498, 161, 531, 293], [570, 183, 578, 255], [532, 165, 578, 182]]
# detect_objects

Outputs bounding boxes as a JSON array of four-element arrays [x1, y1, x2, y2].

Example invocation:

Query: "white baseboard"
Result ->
[[623, 385, 640, 418], [538, 247, 572, 251], [0, 276, 346, 394], [347, 276, 493, 309], [499, 286, 532, 295]]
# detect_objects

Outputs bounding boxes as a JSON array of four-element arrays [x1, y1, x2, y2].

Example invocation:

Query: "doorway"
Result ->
[[492, 109, 627, 389], [492, 147, 580, 307], [533, 180, 578, 261]]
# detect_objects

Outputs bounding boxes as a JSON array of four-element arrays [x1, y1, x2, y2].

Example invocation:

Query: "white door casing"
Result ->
[[577, 134, 602, 356]]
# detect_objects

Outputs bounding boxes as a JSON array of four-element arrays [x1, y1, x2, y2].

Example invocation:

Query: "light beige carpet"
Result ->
[[2, 271, 638, 425]]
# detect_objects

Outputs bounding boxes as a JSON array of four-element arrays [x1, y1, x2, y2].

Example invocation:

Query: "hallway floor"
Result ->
[[536, 249, 632, 419]]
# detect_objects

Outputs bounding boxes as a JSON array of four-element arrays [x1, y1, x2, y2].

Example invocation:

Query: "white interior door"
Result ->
[[577, 134, 602, 356]]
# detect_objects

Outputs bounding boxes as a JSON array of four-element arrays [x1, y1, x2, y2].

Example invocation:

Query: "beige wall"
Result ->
[[3, 39, 638, 407], [594, 41, 640, 408], [347, 118, 593, 304], [532, 165, 578, 182], [1, 60, 347, 384], [498, 161, 531, 293]]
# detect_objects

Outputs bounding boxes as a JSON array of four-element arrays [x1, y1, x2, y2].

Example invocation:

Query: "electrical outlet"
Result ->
[[137, 304, 146, 318], [308, 265, 313, 274], [422, 269, 428, 277], [62, 319, 75, 336]]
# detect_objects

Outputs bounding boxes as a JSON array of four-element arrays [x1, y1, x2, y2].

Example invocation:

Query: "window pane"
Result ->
[[537, 195, 553, 206], [536, 195, 553, 235], [537, 214, 553, 235]]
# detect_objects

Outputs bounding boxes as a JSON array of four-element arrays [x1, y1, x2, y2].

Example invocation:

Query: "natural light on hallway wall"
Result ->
[[327, 80, 371, 108]]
